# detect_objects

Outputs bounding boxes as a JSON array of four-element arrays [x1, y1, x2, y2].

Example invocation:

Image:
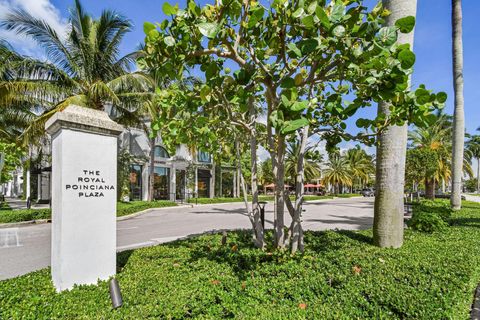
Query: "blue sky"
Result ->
[[1, 0, 479, 136]]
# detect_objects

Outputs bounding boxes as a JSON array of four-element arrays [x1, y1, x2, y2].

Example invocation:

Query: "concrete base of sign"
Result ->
[[46, 105, 123, 292]]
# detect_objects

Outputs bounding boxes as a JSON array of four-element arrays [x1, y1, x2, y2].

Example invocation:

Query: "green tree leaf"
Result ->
[[398, 49, 416, 69], [281, 117, 309, 134], [164, 36, 175, 46], [378, 26, 397, 46], [329, 4, 345, 22], [436, 92, 447, 103], [162, 2, 178, 15], [315, 6, 331, 29], [143, 22, 156, 35], [395, 16, 416, 33], [197, 22, 219, 38]]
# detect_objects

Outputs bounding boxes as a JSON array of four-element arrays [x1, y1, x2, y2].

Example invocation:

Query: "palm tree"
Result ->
[[466, 135, 480, 193], [345, 145, 375, 192], [322, 153, 352, 195], [373, 0, 417, 248], [451, 0, 465, 209], [0, 0, 153, 144], [284, 141, 321, 186], [409, 113, 473, 198]]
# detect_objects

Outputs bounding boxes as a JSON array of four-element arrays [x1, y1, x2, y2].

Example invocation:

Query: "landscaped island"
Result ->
[[1, 201, 479, 318], [0, 200, 177, 224]]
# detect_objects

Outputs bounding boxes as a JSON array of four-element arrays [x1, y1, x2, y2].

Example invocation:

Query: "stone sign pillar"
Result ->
[[45, 105, 123, 292]]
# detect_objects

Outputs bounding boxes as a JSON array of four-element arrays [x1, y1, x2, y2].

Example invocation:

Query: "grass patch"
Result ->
[[190, 195, 333, 204], [1, 201, 479, 318], [0, 201, 177, 223]]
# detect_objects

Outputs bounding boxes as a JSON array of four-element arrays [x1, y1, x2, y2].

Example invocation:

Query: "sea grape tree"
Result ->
[[141, 0, 445, 251]]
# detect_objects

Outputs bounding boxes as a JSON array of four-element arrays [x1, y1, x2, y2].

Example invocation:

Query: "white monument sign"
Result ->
[[45, 105, 123, 292]]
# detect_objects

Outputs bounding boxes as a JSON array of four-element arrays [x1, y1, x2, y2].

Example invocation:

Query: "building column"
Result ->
[[210, 162, 215, 199], [233, 171, 237, 198], [37, 174, 42, 201], [170, 164, 176, 202], [194, 167, 198, 197]]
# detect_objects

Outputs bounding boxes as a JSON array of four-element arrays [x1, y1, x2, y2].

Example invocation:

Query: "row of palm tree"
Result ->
[[322, 147, 375, 194], [407, 112, 473, 198]]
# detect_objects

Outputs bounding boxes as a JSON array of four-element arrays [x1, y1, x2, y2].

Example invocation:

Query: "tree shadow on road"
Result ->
[[304, 214, 373, 229]]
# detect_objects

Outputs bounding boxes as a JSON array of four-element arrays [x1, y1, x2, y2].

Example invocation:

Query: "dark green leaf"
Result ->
[[378, 26, 397, 46], [395, 16, 416, 33], [398, 49, 416, 69]]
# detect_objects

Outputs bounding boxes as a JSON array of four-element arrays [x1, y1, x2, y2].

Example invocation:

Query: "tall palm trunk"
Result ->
[[425, 177, 435, 200], [373, 0, 417, 248], [451, 0, 465, 210]]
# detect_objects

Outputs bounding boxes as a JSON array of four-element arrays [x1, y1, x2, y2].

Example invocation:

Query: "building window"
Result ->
[[154, 146, 170, 158], [153, 166, 170, 200], [197, 151, 211, 163], [197, 169, 211, 198], [129, 164, 142, 201]]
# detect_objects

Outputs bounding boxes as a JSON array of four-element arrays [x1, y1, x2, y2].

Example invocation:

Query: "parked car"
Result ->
[[361, 188, 375, 197]]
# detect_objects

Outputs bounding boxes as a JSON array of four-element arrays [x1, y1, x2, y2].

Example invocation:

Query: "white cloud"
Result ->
[[0, 0, 67, 58]]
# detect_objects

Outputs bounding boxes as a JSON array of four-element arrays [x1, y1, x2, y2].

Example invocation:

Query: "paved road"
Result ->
[[0, 197, 374, 280]]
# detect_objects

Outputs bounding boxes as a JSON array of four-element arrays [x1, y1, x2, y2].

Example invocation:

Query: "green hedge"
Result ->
[[0, 201, 177, 223], [116, 200, 177, 217], [2, 201, 480, 318], [0, 208, 51, 223]]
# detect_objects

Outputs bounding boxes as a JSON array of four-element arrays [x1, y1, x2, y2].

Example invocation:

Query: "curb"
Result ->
[[472, 283, 480, 319], [116, 204, 193, 221], [0, 219, 50, 229], [0, 204, 193, 228]]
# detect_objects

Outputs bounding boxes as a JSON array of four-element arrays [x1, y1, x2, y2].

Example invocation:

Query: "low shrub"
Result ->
[[408, 211, 448, 233], [116, 200, 177, 217], [333, 193, 362, 198], [2, 202, 480, 318], [0, 208, 51, 223], [415, 199, 453, 222]]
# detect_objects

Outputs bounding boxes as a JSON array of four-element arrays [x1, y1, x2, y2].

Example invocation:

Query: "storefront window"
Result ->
[[129, 164, 142, 201], [197, 169, 211, 198], [154, 166, 170, 200]]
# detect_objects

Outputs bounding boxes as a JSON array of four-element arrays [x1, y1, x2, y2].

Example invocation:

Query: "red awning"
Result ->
[[304, 183, 317, 188]]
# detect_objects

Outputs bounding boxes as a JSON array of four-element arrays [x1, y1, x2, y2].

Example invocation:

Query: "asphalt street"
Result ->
[[0, 197, 374, 280]]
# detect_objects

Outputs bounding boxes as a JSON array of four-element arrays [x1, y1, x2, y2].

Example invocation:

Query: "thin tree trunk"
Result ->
[[248, 96, 265, 248], [148, 136, 155, 201], [373, 0, 417, 248], [290, 126, 308, 254], [425, 177, 435, 200], [274, 135, 286, 248], [451, 0, 464, 210], [235, 136, 262, 246]]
